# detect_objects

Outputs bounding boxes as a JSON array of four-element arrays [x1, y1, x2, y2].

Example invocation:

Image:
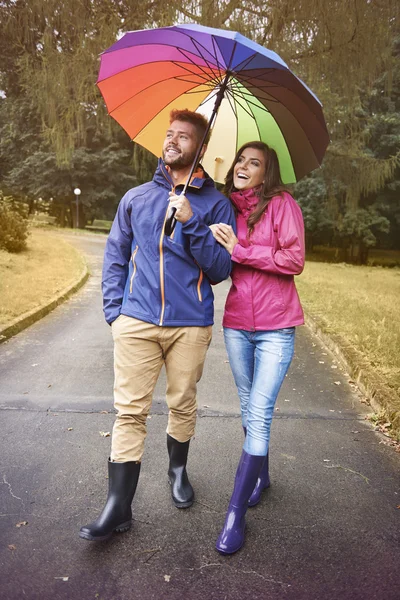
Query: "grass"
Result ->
[[0, 228, 86, 327], [296, 262, 400, 437]]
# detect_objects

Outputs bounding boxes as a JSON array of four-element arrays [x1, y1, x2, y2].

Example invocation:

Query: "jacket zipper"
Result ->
[[251, 269, 256, 331], [129, 245, 139, 293], [158, 163, 203, 323], [197, 269, 203, 302], [159, 164, 175, 325]]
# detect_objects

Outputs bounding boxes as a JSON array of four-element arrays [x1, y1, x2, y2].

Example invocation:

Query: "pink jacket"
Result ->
[[223, 189, 305, 331]]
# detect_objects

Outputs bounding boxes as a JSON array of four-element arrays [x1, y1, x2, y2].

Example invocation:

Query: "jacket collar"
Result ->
[[154, 158, 212, 191], [230, 186, 262, 214]]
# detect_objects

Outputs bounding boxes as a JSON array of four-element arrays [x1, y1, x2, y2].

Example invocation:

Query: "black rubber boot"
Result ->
[[79, 459, 140, 542], [167, 434, 194, 508]]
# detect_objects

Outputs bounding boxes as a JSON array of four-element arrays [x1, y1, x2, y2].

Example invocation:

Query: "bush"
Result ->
[[0, 197, 30, 253]]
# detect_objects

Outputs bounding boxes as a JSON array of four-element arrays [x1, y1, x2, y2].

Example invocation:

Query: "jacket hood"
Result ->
[[153, 158, 215, 191], [230, 186, 263, 215]]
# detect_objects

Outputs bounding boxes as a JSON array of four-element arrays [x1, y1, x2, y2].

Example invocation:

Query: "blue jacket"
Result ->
[[102, 159, 236, 326]]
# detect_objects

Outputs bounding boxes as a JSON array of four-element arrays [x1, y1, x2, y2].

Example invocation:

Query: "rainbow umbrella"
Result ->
[[97, 23, 329, 231]]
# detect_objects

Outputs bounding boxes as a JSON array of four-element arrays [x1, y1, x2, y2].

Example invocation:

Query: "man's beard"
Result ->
[[163, 146, 198, 169]]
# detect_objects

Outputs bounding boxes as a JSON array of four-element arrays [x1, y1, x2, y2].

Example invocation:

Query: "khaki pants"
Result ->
[[110, 315, 212, 462]]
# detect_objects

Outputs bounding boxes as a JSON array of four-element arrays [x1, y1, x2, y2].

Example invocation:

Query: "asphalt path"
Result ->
[[0, 232, 398, 600]]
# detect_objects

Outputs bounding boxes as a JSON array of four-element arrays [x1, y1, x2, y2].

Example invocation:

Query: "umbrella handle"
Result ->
[[164, 206, 177, 236], [163, 71, 232, 237]]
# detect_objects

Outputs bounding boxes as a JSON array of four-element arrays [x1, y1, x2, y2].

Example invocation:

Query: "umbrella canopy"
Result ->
[[97, 23, 329, 184]]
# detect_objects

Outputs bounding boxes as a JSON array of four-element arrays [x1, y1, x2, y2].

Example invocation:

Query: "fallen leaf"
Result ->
[[164, 575, 171, 582], [99, 431, 111, 437], [8, 545, 16, 551], [15, 521, 28, 528], [47, 384, 52, 388], [397, 505, 400, 509]]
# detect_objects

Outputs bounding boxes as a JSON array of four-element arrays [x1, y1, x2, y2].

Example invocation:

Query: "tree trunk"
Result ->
[[358, 244, 369, 265], [28, 197, 35, 215]]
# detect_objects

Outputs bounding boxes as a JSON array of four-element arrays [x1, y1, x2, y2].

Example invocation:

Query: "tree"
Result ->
[[4, 143, 139, 226], [1, 0, 399, 233], [336, 207, 390, 264], [294, 174, 335, 252]]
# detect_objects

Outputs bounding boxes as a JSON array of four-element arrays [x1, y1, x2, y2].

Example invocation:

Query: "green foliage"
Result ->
[[336, 207, 390, 264], [0, 194, 30, 253], [294, 175, 335, 251], [4, 143, 140, 224]]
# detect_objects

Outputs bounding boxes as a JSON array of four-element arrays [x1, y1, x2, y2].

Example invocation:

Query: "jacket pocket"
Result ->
[[129, 245, 139, 293], [276, 276, 286, 307]]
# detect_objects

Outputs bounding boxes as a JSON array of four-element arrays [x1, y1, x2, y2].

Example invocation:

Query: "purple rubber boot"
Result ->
[[242, 426, 270, 507], [248, 453, 270, 507], [215, 450, 264, 555]]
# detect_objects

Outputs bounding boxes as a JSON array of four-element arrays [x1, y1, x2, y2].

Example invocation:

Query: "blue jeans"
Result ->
[[224, 327, 295, 456]]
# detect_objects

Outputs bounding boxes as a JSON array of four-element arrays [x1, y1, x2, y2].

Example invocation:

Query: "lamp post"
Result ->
[[74, 188, 81, 228]]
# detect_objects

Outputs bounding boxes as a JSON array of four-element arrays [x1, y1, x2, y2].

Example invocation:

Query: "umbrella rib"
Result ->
[[229, 81, 279, 110], [224, 87, 239, 120], [211, 36, 225, 79], [170, 59, 219, 86], [242, 90, 262, 142], [235, 78, 287, 94], [227, 85, 263, 120], [197, 88, 221, 106], [231, 51, 260, 73], [176, 29, 224, 69], [233, 67, 276, 84], [175, 48, 221, 83], [234, 75, 281, 91], [178, 35, 224, 81], [173, 75, 217, 88], [182, 85, 218, 95]]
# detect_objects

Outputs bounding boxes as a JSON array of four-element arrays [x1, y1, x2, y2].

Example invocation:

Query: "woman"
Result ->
[[211, 141, 305, 555]]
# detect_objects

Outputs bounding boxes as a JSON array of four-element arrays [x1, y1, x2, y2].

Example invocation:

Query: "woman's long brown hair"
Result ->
[[223, 141, 290, 236]]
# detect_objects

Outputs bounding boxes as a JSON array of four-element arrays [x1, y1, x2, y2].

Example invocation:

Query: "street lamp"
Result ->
[[74, 188, 81, 228]]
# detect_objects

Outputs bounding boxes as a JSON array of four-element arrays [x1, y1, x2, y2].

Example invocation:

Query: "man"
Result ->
[[79, 109, 236, 542]]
